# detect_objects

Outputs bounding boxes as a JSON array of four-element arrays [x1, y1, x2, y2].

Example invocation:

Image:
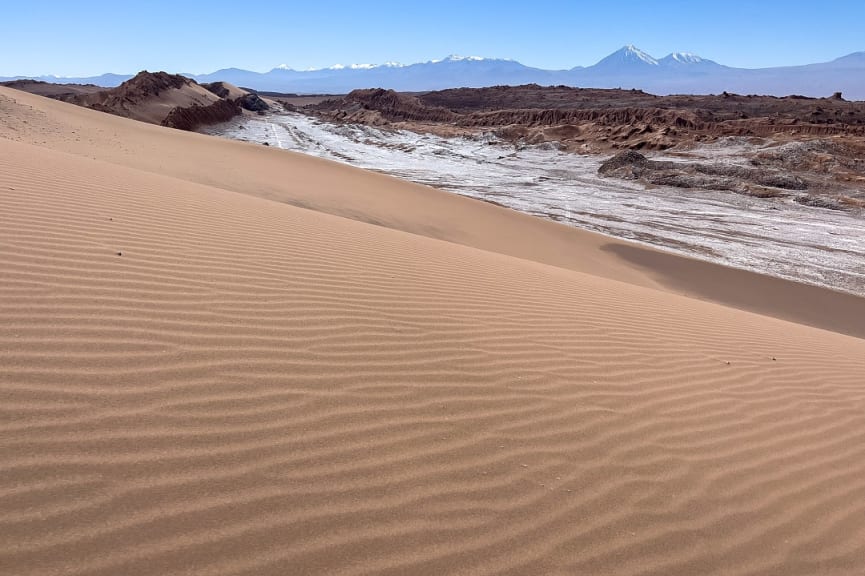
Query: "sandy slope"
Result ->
[[2, 89, 865, 575], [3, 87, 863, 338]]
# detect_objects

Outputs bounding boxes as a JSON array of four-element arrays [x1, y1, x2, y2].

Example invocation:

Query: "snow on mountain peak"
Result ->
[[328, 63, 381, 70], [431, 54, 487, 63], [622, 45, 659, 65], [667, 52, 704, 64], [280, 55, 506, 72], [300, 61, 405, 71], [448, 54, 485, 62], [280, 48, 709, 75]]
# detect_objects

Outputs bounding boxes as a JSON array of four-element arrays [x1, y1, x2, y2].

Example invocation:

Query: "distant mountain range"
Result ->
[[4, 46, 865, 100]]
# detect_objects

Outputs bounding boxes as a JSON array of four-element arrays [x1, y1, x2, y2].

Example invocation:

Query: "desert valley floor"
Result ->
[[2, 86, 865, 575], [203, 111, 865, 296]]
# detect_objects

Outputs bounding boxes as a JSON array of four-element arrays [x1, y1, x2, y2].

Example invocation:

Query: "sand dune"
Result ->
[[3, 86, 864, 337], [2, 89, 865, 575]]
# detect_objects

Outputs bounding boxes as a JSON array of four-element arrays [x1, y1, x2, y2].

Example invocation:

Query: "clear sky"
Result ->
[[3, 0, 864, 77]]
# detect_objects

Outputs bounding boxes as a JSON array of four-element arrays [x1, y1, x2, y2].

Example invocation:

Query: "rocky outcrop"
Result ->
[[237, 93, 269, 112], [77, 71, 202, 115], [201, 81, 234, 99], [598, 148, 835, 206], [308, 84, 865, 152], [598, 150, 650, 173], [108, 70, 190, 97], [315, 89, 458, 124], [413, 84, 865, 125], [202, 81, 270, 113], [161, 98, 241, 131]]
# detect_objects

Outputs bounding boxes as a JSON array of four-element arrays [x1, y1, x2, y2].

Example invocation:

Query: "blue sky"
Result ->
[[3, 0, 864, 76]]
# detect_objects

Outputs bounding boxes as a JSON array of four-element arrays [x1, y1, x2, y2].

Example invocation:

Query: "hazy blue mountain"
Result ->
[[816, 51, 865, 69], [4, 47, 864, 99], [0, 72, 133, 86], [187, 55, 557, 94]]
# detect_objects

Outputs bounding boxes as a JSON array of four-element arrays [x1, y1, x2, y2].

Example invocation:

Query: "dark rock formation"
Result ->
[[201, 81, 233, 98], [238, 93, 269, 112], [598, 150, 648, 173], [315, 89, 458, 124], [599, 150, 809, 196], [120, 70, 190, 95], [162, 99, 241, 131], [307, 84, 865, 153], [202, 81, 269, 113]]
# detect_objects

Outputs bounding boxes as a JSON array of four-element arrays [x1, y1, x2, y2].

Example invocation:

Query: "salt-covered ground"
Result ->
[[201, 112, 865, 296]]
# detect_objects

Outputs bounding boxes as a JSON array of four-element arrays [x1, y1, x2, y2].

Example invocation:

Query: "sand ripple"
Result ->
[[2, 119, 865, 575]]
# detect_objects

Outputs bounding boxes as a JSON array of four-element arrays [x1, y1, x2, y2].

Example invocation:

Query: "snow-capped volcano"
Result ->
[[591, 45, 660, 71], [664, 52, 704, 64], [622, 45, 659, 65]]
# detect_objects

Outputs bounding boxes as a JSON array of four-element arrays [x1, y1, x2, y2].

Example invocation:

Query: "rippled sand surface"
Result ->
[[3, 87, 865, 576]]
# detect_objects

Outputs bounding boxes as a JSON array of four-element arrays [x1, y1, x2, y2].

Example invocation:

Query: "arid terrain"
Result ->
[[8, 78, 865, 208], [3, 77, 865, 576], [307, 85, 865, 149], [8, 77, 862, 292], [302, 85, 865, 206], [201, 106, 865, 296]]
